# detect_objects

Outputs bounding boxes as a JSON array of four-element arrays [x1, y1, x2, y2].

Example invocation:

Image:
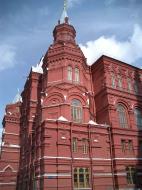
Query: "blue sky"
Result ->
[[0, 0, 142, 137]]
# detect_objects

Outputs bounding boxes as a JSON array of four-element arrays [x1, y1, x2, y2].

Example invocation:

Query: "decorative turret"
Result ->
[[53, 0, 76, 44], [13, 89, 22, 103]]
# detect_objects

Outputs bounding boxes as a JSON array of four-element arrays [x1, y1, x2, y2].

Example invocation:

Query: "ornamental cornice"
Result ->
[[48, 55, 83, 64]]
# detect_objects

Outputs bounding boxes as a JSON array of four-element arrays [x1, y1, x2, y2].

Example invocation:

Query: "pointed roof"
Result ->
[[32, 56, 44, 74], [13, 89, 22, 103], [58, 116, 68, 122], [60, 0, 68, 24]]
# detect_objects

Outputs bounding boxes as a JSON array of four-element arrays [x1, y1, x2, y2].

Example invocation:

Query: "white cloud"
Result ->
[[0, 45, 17, 71], [68, 0, 84, 8], [80, 24, 142, 66]]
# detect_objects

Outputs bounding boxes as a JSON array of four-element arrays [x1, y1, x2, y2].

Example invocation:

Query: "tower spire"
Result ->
[[64, 0, 67, 11], [60, 0, 68, 24]]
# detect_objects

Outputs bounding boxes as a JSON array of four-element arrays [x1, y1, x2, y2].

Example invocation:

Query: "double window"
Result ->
[[74, 168, 90, 188], [67, 66, 80, 83], [72, 138, 88, 154], [71, 99, 82, 123], [121, 139, 133, 153], [117, 104, 128, 128]]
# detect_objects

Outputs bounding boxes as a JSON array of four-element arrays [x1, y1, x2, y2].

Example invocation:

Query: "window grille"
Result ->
[[73, 168, 90, 188]]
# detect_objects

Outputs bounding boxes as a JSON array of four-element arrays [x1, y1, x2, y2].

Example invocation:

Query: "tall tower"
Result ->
[[17, 1, 98, 190]]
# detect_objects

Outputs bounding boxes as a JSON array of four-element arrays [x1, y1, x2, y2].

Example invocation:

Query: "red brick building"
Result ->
[[1, 4, 142, 190], [0, 100, 21, 190]]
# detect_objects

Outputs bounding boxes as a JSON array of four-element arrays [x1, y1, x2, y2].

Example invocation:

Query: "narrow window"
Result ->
[[111, 73, 116, 88], [73, 168, 90, 188], [127, 78, 132, 92], [74, 168, 78, 188], [128, 140, 133, 152], [121, 139, 126, 153], [72, 137, 77, 152], [134, 81, 139, 94], [71, 99, 82, 123], [118, 75, 122, 89], [126, 166, 136, 185], [134, 108, 142, 129], [117, 104, 128, 128], [82, 139, 88, 154], [75, 67, 80, 83], [68, 66, 72, 81]]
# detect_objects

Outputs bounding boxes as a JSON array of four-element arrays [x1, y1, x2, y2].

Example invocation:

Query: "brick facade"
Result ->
[[0, 11, 142, 190]]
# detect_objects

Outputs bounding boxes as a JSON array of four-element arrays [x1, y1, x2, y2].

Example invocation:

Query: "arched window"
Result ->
[[71, 99, 82, 123], [117, 104, 128, 128], [134, 108, 142, 129], [68, 66, 72, 81], [75, 67, 80, 83]]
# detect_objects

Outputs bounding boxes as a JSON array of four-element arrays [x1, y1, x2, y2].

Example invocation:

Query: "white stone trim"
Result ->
[[92, 158, 111, 161], [61, 136, 66, 140], [94, 172, 126, 177], [74, 157, 90, 160], [2, 144, 20, 148], [88, 120, 98, 125], [41, 156, 71, 160], [58, 116, 68, 122], [1, 150, 19, 153], [4, 132, 19, 136], [37, 173, 71, 178], [0, 182, 16, 185], [39, 156, 142, 161], [0, 165, 17, 173], [74, 188, 92, 190], [93, 173, 112, 176], [114, 157, 142, 160]]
